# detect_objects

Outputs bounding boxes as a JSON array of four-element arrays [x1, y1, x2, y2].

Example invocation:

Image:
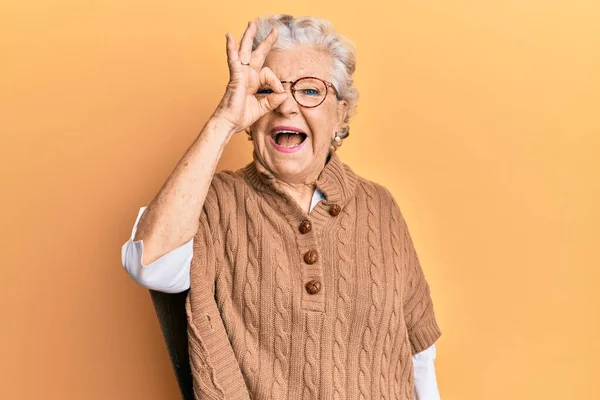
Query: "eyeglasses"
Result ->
[[256, 76, 339, 108]]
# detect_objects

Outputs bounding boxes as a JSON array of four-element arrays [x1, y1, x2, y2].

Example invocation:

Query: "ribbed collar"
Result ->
[[242, 150, 358, 208]]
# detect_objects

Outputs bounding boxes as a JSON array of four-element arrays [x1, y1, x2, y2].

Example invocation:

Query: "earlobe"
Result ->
[[329, 132, 343, 154]]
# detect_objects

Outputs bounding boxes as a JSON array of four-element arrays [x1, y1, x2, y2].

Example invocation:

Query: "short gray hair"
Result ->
[[252, 14, 359, 140]]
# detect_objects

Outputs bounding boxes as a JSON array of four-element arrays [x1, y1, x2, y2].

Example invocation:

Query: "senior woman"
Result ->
[[122, 14, 441, 400]]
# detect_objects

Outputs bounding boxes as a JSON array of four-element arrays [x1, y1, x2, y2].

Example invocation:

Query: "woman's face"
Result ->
[[251, 45, 348, 185]]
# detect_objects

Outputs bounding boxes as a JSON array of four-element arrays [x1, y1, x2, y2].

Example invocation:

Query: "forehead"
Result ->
[[264, 45, 332, 81]]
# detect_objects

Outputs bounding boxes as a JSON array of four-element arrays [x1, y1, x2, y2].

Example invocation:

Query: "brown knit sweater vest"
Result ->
[[185, 151, 441, 400]]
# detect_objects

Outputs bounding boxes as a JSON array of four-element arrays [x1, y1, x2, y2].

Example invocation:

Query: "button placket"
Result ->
[[294, 216, 326, 311]]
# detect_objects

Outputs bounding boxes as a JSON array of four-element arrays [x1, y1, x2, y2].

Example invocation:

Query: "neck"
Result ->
[[244, 150, 357, 216], [278, 181, 316, 214]]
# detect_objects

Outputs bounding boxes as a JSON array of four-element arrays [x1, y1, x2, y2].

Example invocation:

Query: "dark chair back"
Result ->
[[149, 289, 194, 400]]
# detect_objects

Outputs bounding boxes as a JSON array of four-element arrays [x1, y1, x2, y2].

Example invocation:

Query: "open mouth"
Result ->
[[271, 130, 308, 148]]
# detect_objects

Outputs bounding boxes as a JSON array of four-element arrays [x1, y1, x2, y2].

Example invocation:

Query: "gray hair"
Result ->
[[252, 14, 359, 141]]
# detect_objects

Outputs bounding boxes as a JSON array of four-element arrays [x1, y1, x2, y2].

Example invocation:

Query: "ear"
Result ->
[[335, 99, 349, 133]]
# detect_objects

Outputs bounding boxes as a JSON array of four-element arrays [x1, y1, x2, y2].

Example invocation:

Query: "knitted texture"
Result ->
[[186, 151, 441, 400]]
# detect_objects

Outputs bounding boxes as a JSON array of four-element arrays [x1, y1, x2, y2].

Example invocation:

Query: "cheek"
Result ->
[[252, 114, 271, 134], [310, 106, 337, 137]]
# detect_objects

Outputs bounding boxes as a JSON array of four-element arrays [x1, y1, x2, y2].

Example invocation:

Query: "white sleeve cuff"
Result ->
[[120, 206, 192, 293], [412, 344, 441, 400]]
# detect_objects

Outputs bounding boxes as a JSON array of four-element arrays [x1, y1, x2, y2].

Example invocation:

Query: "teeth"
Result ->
[[272, 130, 303, 135], [272, 130, 306, 148]]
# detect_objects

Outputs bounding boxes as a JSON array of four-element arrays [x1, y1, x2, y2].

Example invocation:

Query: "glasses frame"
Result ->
[[278, 76, 339, 108]]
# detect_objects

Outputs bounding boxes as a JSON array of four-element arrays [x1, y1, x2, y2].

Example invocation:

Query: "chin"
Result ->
[[268, 157, 309, 179]]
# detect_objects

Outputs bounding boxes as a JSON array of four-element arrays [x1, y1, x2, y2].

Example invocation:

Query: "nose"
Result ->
[[274, 81, 300, 116]]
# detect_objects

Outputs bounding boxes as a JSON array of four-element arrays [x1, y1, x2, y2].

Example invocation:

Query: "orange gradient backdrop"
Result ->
[[1, 1, 599, 399]]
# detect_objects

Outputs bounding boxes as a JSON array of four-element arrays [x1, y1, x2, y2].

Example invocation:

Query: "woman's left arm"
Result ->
[[412, 344, 441, 400]]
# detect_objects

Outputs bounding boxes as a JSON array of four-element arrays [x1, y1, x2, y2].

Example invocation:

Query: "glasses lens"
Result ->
[[293, 78, 327, 107]]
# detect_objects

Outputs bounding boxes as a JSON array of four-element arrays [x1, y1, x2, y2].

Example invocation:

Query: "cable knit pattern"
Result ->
[[396, 335, 413, 400], [382, 200, 403, 399], [186, 299, 225, 399], [332, 200, 353, 400], [303, 313, 322, 400], [242, 196, 260, 392], [186, 151, 441, 400], [264, 206, 292, 399], [358, 183, 384, 399], [389, 201, 413, 400]]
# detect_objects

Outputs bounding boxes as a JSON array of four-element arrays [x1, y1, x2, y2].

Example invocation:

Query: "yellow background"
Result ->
[[1, 1, 598, 399]]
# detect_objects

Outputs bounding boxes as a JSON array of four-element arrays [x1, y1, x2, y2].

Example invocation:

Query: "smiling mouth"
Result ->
[[271, 130, 308, 148]]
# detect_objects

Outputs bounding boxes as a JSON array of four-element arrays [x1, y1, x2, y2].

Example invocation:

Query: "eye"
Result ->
[[256, 88, 273, 95], [300, 88, 321, 96]]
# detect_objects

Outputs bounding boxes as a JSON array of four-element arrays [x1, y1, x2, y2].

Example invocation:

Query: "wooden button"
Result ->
[[303, 250, 318, 265], [305, 280, 321, 294], [299, 220, 312, 234], [329, 204, 342, 216]]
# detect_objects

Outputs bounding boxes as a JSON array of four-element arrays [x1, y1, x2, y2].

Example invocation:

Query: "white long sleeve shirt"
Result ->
[[121, 189, 441, 400]]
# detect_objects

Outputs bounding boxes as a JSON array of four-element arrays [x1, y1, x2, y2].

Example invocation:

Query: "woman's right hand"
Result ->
[[211, 21, 287, 135]]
